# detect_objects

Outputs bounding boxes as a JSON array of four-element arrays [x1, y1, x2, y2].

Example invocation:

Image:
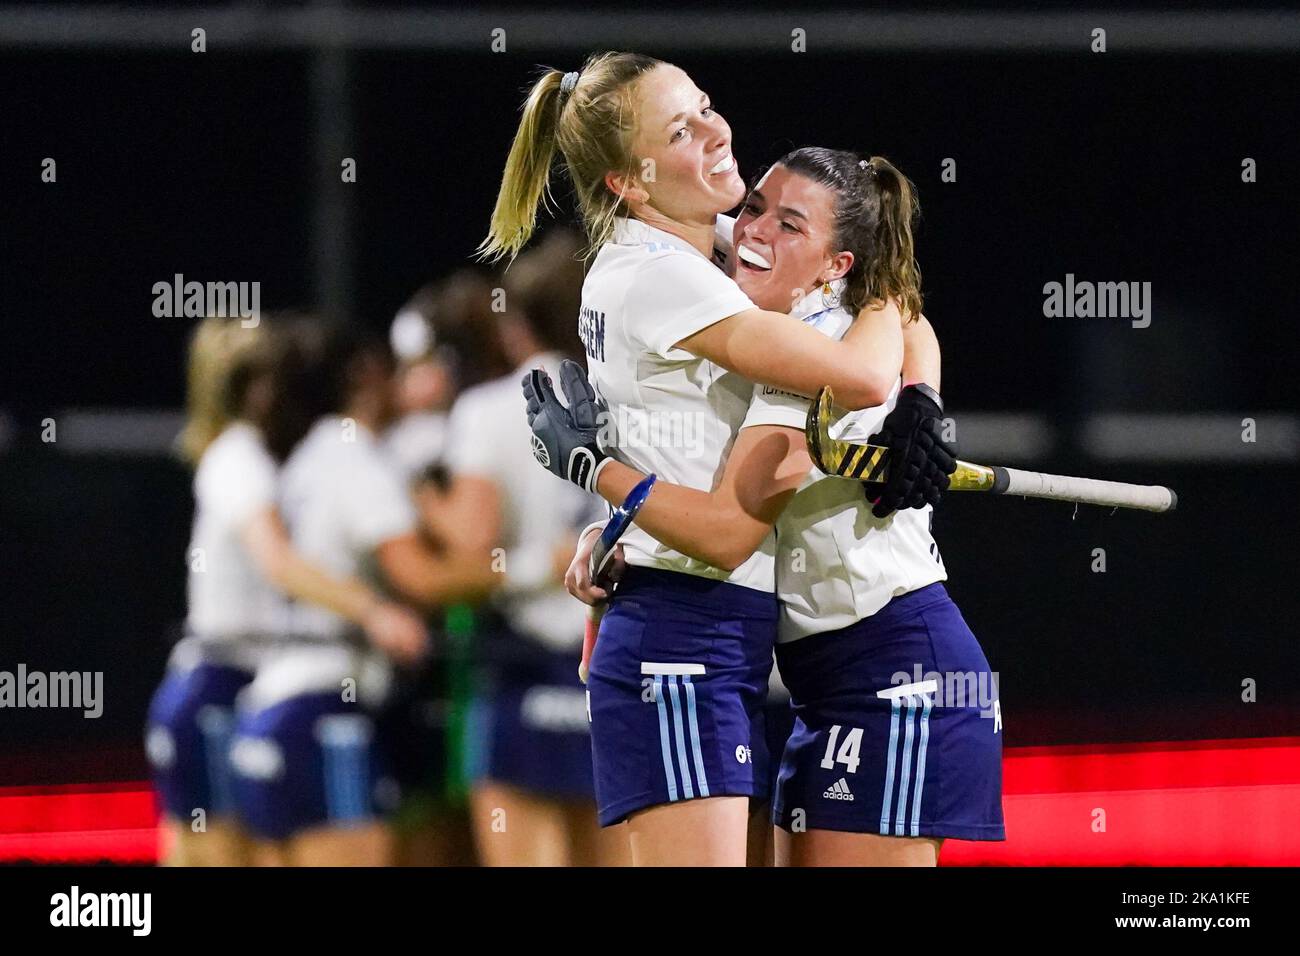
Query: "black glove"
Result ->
[[521, 359, 610, 493], [866, 383, 957, 518]]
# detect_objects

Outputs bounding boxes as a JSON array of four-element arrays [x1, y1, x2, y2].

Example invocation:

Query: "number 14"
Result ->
[[820, 725, 863, 774]]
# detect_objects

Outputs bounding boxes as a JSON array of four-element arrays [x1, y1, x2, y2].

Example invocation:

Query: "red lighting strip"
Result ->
[[2, 737, 1298, 865]]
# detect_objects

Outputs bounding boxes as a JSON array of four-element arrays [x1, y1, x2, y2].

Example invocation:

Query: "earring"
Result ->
[[819, 281, 838, 308]]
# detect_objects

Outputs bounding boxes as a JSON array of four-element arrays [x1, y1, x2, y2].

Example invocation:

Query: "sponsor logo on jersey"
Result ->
[[823, 777, 855, 801], [760, 384, 804, 400], [578, 306, 606, 362]]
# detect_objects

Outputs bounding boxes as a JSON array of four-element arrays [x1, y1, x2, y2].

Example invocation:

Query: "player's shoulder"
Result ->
[[601, 217, 722, 278], [451, 371, 520, 421], [800, 304, 854, 341], [284, 417, 387, 479], [198, 422, 273, 480]]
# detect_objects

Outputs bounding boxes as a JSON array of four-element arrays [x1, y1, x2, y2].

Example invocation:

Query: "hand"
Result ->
[[362, 600, 430, 666], [867, 383, 957, 518], [565, 525, 625, 606], [521, 360, 610, 493]]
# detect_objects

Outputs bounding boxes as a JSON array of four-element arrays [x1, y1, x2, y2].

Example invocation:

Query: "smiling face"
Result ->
[[624, 64, 746, 226], [731, 164, 852, 314]]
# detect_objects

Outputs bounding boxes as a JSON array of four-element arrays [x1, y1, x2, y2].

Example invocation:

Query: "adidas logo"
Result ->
[[823, 777, 855, 801]]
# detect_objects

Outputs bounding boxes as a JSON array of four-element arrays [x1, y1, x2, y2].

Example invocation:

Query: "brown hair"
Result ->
[[395, 270, 511, 390], [776, 147, 923, 322], [478, 52, 663, 263], [502, 227, 586, 359]]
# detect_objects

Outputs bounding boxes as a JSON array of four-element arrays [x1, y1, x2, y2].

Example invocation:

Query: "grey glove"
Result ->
[[521, 359, 610, 494]]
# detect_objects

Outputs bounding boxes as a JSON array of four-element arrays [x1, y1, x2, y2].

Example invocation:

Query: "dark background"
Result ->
[[2, 2, 1297, 783]]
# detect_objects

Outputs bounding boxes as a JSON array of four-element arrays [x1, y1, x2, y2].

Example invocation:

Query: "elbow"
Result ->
[[710, 541, 761, 574], [837, 372, 894, 411]]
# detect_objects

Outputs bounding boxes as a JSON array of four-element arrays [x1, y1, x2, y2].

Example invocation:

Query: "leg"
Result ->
[[625, 795, 750, 866], [392, 804, 480, 866], [158, 813, 251, 866], [286, 822, 394, 866], [247, 839, 291, 867], [778, 827, 943, 867], [471, 781, 570, 866], [562, 800, 630, 867]]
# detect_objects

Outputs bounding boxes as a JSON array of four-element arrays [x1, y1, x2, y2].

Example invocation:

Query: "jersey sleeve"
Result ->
[[199, 430, 277, 527], [342, 452, 419, 552], [624, 251, 755, 359], [740, 382, 813, 432]]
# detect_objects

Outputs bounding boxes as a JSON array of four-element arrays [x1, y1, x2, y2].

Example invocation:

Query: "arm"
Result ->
[[428, 472, 569, 596], [594, 424, 809, 572], [241, 508, 428, 663], [242, 508, 383, 622], [901, 313, 941, 391], [592, 310, 943, 562], [375, 533, 499, 607], [676, 298, 904, 410], [424, 474, 501, 554]]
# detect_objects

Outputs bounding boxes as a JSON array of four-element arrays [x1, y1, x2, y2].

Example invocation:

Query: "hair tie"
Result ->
[[560, 71, 580, 95]]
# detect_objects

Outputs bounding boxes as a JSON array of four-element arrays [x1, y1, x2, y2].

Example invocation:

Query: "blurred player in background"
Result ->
[[227, 318, 497, 866], [146, 315, 428, 866], [380, 271, 509, 866], [384, 270, 510, 484], [438, 229, 627, 866]]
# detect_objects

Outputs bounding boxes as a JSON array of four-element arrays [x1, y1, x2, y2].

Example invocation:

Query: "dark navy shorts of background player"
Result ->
[[465, 623, 595, 801], [773, 583, 1005, 841], [375, 655, 448, 799], [229, 691, 396, 841], [587, 566, 778, 827], [146, 661, 252, 819]]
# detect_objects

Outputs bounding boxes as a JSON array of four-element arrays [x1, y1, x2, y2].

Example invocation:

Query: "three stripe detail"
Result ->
[[643, 663, 710, 803], [877, 680, 935, 836]]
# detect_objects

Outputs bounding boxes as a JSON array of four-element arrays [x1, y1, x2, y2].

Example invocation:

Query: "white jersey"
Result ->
[[579, 216, 775, 592], [740, 283, 947, 643], [277, 416, 419, 642], [382, 410, 447, 483], [444, 353, 603, 650], [186, 422, 289, 640]]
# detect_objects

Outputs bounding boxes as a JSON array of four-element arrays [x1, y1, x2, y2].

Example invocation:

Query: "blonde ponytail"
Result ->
[[478, 69, 567, 264], [479, 52, 663, 263]]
